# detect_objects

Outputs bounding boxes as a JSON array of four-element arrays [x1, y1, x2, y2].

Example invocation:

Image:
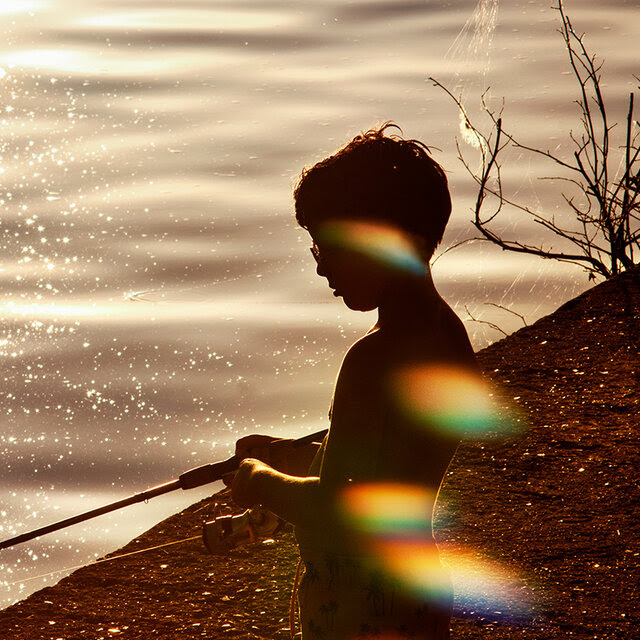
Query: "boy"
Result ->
[[232, 124, 478, 638]]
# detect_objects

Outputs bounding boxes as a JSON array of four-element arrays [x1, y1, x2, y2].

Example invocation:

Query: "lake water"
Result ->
[[0, 0, 638, 610]]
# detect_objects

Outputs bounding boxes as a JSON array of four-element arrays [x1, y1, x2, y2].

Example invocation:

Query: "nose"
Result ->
[[310, 245, 329, 278]]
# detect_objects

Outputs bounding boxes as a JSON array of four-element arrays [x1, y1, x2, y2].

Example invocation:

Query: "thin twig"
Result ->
[[485, 303, 528, 327], [464, 305, 509, 337], [430, 0, 638, 281]]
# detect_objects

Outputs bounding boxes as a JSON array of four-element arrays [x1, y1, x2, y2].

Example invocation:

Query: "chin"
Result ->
[[343, 297, 377, 312]]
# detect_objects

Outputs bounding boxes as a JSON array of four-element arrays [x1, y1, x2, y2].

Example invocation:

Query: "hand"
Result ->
[[231, 458, 268, 509], [221, 435, 284, 488], [235, 434, 321, 475], [234, 434, 290, 466], [222, 434, 321, 488]]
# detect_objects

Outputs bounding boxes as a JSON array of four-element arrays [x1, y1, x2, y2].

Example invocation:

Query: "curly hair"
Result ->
[[294, 123, 451, 260]]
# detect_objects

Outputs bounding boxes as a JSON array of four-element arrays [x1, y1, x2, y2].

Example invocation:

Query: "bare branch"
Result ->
[[431, 1, 637, 282], [464, 305, 509, 338], [485, 303, 528, 327], [431, 237, 481, 266]]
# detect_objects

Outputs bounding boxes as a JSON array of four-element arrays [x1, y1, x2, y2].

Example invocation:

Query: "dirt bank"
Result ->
[[1, 268, 638, 639]]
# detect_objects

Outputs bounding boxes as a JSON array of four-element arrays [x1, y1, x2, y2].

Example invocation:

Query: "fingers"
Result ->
[[235, 435, 298, 474], [235, 435, 285, 462], [229, 433, 320, 482], [221, 436, 280, 489], [231, 458, 265, 509]]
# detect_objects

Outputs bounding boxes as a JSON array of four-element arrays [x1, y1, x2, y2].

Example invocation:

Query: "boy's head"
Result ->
[[294, 123, 451, 261]]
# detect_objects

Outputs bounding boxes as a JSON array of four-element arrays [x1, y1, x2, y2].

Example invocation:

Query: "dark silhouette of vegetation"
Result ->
[[433, 0, 640, 280]]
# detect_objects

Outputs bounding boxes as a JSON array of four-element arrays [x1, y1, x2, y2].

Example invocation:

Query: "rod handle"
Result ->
[[178, 456, 239, 490], [177, 429, 327, 490]]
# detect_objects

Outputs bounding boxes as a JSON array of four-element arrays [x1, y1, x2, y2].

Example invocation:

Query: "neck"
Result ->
[[376, 267, 441, 329]]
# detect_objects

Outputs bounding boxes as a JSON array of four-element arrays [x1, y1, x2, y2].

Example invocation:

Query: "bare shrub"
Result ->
[[433, 0, 639, 281]]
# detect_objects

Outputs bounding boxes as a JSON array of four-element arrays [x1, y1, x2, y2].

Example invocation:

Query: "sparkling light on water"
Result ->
[[0, 1, 45, 17], [80, 8, 297, 32]]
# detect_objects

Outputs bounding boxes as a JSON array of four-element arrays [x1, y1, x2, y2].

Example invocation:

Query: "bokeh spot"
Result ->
[[317, 220, 425, 276], [391, 364, 523, 438]]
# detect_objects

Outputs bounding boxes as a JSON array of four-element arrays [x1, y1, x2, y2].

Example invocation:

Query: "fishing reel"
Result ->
[[202, 507, 284, 554]]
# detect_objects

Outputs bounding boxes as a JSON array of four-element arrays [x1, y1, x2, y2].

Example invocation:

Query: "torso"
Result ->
[[296, 296, 477, 557]]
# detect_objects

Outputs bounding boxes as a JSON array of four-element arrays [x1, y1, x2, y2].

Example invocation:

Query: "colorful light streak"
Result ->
[[391, 364, 523, 438], [339, 482, 538, 623], [317, 220, 426, 277]]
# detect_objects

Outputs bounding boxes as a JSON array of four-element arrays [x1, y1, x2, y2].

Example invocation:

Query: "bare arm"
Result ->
[[231, 339, 382, 528], [232, 459, 330, 529]]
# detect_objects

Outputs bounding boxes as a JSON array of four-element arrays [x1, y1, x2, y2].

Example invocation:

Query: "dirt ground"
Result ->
[[0, 268, 638, 639]]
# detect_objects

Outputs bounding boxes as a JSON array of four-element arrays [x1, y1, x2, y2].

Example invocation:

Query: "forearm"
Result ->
[[233, 459, 332, 529]]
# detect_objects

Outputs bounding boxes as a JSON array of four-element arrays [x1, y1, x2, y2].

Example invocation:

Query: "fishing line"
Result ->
[[443, 0, 499, 149], [123, 273, 246, 305], [2, 535, 201, 589], [445, 0, 499, 91]]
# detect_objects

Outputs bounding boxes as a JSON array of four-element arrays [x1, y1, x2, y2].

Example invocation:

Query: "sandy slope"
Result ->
[[0, 268, 638, 639]]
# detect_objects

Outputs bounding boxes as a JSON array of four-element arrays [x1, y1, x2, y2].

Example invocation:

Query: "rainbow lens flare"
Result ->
[[317, 219, 425, 276], [391, 364, 522, 438], [444, 546, 538, 622], [339, 482, 435, 539], [339, 483, 538, 623], [339, 483, 452, 605]]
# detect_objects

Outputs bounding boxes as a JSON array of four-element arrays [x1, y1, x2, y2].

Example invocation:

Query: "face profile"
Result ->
[[309, 218, 428, 311]]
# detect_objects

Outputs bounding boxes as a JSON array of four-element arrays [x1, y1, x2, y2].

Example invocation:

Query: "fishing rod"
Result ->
[[0, 429, 327, 551]]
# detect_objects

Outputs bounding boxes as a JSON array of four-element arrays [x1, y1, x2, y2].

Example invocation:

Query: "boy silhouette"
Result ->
[[232, 124, 479, 639]]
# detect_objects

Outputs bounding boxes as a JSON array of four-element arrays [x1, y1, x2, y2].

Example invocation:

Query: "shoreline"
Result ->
[[1, 268, 639, 638]]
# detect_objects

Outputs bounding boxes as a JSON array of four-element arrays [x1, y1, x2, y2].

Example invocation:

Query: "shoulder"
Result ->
[[337, 330, 391, 381], [331, 333, 388, 406], [342, 330, 383, 364]]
